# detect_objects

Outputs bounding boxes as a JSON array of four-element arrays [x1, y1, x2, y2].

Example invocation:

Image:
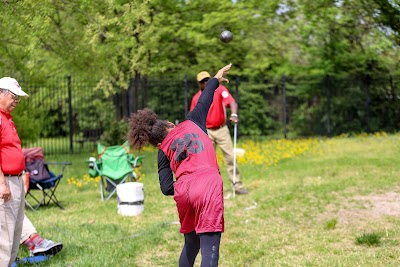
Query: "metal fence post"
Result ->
[[128, 77, 134, 116], [282, 75, 287, 139], [134, 71, 140, 113], [67, 74, 73, 153], [325, 75, 331, 137], [184, 74, 188, 117], [143, 76, 148, 108]]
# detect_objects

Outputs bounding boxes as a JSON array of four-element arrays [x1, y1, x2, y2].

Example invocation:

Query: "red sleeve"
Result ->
[[190, 98, 196, 111], [218, 85, 235, 107], [190, 91, 200, 111]]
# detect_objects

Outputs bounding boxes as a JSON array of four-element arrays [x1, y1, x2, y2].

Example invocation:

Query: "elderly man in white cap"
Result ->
[[0, 77, 29, 267]]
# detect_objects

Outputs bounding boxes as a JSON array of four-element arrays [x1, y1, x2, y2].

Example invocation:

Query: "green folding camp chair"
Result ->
[[88, 141, 144, 201]]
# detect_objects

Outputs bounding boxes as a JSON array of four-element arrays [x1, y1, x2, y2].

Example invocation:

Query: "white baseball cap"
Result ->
[[0, 77, 29, 97]]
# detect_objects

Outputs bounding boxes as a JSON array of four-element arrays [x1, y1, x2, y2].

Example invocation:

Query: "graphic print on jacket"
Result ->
[[170, 133, 204, 162]]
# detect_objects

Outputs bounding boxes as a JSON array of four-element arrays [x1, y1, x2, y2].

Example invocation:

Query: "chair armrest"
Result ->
[[129, 156, 145, 168], [47, 162, 72, 175]]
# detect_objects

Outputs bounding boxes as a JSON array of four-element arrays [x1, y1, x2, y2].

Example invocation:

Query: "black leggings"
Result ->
[[179, 231, 221, 267]]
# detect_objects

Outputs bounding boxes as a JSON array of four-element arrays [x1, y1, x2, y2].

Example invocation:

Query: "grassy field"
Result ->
[[20, 133, 400, 267]]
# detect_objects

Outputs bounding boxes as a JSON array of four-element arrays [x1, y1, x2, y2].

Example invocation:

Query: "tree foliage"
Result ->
[[2, 0, 398, 77], [1, 0, 399, 137]]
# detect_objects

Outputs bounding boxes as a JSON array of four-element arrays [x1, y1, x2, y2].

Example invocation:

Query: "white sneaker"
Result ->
[[30, 239, 63, 257]]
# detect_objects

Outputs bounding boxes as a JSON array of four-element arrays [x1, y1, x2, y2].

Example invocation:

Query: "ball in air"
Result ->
[[220, 30, 233, 43]]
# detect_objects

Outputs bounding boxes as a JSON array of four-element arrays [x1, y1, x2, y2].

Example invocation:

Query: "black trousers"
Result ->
[[179, 231, 221, 267]]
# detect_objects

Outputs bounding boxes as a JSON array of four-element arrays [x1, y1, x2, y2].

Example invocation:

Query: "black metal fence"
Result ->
[[11, 74, 400, 155], [282, 75, 400, 137], [15, 74, 201, 155]]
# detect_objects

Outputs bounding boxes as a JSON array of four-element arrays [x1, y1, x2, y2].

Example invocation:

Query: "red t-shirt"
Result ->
[[0, 109, 25, 175], [160, 120, 219, 181], [190, 85, 235, 128]]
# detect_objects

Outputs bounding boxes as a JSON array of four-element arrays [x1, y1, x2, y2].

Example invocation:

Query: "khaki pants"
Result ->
[[207, 125, 244, 189], [0, 176, 25, 267], [20, 215, 37, 244]]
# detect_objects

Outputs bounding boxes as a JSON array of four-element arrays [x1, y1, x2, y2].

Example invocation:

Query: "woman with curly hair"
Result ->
[[128, 64, 232, 267]]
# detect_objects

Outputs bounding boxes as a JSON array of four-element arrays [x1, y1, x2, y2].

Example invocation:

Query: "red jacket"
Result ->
[[160, 120, 219, 181]]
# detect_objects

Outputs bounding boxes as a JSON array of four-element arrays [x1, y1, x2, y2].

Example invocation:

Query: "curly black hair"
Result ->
[[128, 108, 170, 150]]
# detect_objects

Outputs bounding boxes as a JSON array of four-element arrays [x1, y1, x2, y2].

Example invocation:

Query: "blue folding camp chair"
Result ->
[[88, 141, 144, 201], [23, 147, 71, 210]]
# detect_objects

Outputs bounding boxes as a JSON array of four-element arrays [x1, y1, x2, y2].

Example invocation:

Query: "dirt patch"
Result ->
[[322, 191, 400, 227]]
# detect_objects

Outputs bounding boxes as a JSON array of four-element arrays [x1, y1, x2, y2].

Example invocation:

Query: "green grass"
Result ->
[[355, 232, 382, 246], [20, 134, 400, 266]]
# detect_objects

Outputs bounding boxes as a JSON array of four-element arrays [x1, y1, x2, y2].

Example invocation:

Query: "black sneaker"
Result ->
[[235, 188, 248, 195]]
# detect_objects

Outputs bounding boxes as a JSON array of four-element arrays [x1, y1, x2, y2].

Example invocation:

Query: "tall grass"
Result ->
[[20, 133, 400, 266]]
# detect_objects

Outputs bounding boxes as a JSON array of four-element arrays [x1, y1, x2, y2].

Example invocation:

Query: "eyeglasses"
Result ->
[[7, 90, 20, 102], [199, 78, 210, 84]]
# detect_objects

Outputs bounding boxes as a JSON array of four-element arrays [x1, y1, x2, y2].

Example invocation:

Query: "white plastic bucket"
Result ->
[[116, 182, 144, 216], [234, 148, 245, 157]]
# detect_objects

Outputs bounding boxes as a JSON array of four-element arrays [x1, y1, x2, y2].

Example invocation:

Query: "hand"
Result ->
[[214, 63, 232, 83], [0, 182, 11, 202], [230, 114, 239, 124]]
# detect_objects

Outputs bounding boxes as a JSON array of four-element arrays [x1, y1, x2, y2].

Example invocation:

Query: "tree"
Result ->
[[2, 0, 400, 137]]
